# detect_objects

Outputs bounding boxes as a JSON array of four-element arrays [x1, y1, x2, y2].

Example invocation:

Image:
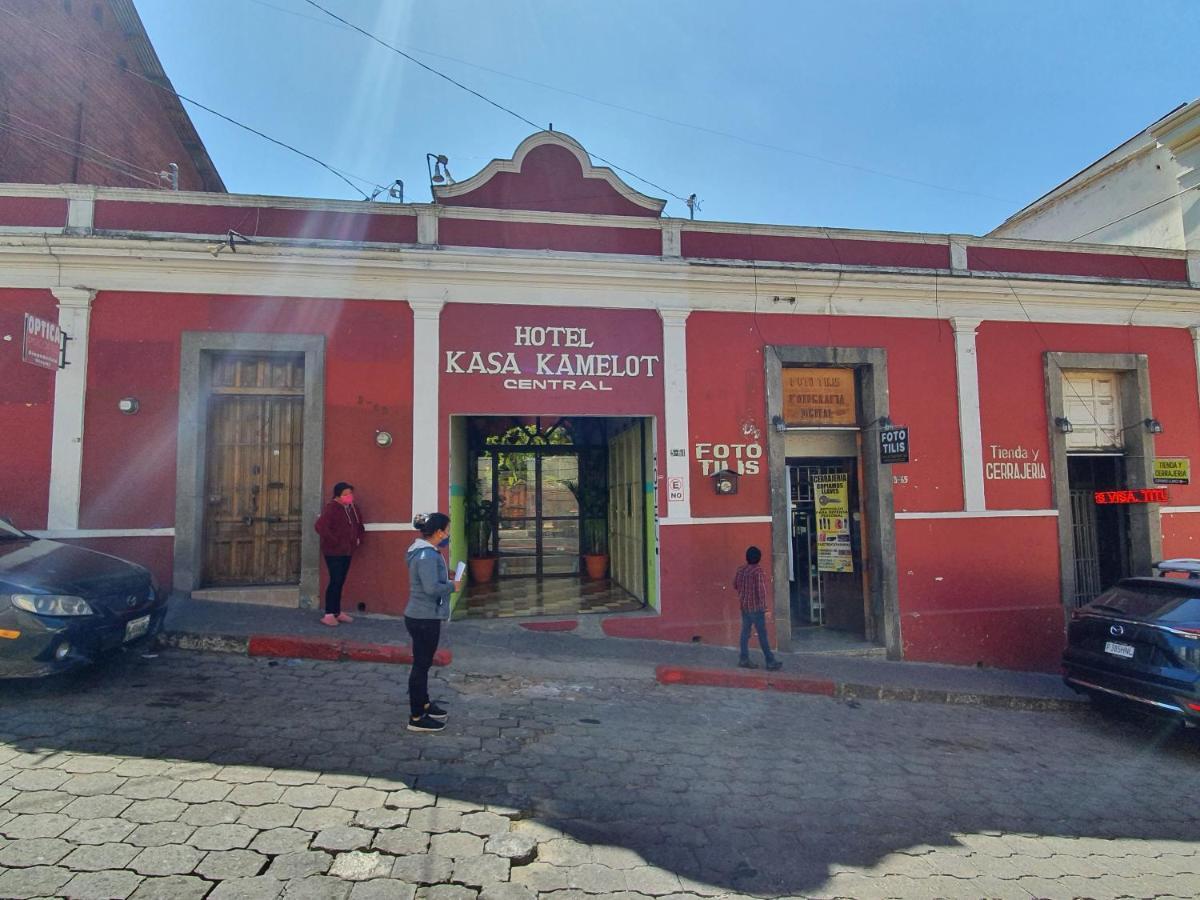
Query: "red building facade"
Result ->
[[2, 131, 1198, 672]]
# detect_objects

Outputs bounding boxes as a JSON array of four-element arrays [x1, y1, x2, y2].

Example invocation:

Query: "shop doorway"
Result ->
[[1067, 455, 1131, 606], [453, 416, 655, 619], [201, 353, 305, 586], [788, 459, 867, 639]]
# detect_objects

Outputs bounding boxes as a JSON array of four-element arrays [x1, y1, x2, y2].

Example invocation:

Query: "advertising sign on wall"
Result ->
[[22, 313, 62, 371], [1153, 458, 1190, 485], [879, 425, 909, 464], [782, 368, 856, 426], [813, 473, 853, 573]]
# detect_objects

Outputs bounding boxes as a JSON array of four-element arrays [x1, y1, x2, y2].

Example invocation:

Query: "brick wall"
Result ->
[[0, 0, 220, 191]]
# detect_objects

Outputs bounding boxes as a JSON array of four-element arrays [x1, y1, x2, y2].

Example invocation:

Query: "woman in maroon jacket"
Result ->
[[314, 481, 366, 626]]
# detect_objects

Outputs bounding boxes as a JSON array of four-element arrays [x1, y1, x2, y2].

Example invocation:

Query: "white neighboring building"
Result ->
[[991, 98, 1200, 269]]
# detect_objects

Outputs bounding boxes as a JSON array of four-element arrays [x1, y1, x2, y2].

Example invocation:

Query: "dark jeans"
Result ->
[[740, 609, 776, 664], [323, 555, 352, 615], [405, 616, 442, 719]]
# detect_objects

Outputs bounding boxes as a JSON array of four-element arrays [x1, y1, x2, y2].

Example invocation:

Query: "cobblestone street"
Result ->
[[3, 649, 1200, 899]]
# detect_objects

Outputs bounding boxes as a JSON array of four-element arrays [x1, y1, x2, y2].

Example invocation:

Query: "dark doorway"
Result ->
[[1067, 455, 1131, 606], [788, 458, 865, 636]]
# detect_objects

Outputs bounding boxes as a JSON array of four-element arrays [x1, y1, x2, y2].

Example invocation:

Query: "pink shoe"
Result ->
[[336, 613, 353, 623], [320, 614, 338, 627]]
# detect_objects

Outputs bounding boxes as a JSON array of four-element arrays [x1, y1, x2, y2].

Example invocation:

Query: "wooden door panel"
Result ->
[[202, 355, 304, 587]]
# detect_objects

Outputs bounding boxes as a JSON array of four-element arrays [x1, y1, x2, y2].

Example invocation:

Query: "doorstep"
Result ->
[[190, 586, 300, 608]]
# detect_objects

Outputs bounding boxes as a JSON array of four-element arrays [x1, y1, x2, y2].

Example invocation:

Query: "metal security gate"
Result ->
[[1069, 488, 1103, 607]]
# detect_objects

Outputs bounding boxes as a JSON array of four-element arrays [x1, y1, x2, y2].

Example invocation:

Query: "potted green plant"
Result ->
[[566, 461, 609, 579], [581, 513, 608, 579], [467, 491, 497, 583]]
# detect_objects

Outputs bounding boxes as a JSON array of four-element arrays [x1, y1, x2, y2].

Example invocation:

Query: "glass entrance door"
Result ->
[[493, 451, 580, 577]]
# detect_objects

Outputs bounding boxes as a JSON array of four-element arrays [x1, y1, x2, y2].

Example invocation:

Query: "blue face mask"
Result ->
[[438, 537, 450, 548]]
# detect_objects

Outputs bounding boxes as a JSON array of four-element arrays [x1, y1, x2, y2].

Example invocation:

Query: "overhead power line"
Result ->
[[0, 121, 163, 188], [1069, 184, 1200, 242], [269, 0, 1010, 205], [300, 0, 692, 204], [0, 3, 390, 200]]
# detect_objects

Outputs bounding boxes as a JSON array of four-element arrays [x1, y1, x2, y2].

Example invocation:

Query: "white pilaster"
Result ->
[[662, 220, 682, 258], [951, 317, 986, 512], [63, 186, 96, 235], [410, 298, 444, 518], [47, 287, 96, 530], [949, 236, 969, 275], [659, 307, 692, 520], [1188, 250, 1199, 288], [417, 208, 439, 246], [1191, 327, 1200, 422]]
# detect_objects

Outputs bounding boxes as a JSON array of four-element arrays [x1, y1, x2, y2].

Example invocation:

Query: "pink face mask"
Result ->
[[337, 493, 355, 506]]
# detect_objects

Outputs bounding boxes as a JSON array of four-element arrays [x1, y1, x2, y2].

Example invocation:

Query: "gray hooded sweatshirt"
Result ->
[[404, 538, 454, 620]]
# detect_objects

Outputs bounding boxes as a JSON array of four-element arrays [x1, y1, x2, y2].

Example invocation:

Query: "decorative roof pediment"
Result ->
[[433, 131, 666, 217]]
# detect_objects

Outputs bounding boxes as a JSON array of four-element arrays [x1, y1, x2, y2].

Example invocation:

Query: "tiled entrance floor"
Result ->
[[463, 575, 642, 619]]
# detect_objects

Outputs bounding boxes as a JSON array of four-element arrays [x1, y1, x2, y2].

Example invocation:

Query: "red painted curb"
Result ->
[[655, 664, 836, 697], [519, 620, 578, 632], [248, 635, 452, 667]]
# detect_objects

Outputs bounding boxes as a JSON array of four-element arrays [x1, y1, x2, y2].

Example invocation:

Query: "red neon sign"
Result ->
[[1094, 488, 1169, 505]]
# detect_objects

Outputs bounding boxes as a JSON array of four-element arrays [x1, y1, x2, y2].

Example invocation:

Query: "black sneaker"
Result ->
[[407, 715, 445, 734], [766, 660, 783, 671], [737, 659, 759, 669], [424, 702, 448, 721]]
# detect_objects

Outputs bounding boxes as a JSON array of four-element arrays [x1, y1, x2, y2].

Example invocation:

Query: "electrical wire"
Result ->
[[1, 111, 165, 179], [300, 0, 691, 204], [258, 0, 1011, 205], [1069, 185, 1200, 242], [0, 3, 388, 200], [0, 122, 163, 188]]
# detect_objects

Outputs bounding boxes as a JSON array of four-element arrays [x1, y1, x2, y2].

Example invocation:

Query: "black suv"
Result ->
[[1063, 560, 1200, 721]]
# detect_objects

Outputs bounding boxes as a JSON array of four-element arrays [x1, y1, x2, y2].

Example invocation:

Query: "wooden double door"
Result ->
[[202, 355, 305, 586]]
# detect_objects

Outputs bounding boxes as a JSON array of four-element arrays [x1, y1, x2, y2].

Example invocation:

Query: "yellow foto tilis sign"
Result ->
[[782, 368, 857, 425]]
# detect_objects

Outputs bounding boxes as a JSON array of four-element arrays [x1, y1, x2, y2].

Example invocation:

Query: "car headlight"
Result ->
[[10, 595, 94, 616]]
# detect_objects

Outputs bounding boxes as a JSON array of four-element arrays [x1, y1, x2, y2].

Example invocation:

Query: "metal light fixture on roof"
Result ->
[[426, 153, 452, 187], [1054, 417, 1074, 434]]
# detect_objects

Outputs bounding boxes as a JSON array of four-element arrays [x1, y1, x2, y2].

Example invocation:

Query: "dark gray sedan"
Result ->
[[0, 519, 167, 677]]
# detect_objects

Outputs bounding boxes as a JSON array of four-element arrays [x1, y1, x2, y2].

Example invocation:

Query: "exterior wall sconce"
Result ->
[[375, 431, 393, 447], [1054, 417, 1073, 434], [713, 468, 739, 495], [118, 398, 139, 415], [1144, 418, 1164, 434], [771, 414, 787, 434]]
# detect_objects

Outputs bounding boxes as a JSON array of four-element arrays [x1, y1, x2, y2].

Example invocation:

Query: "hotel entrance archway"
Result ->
[[450, 415, 656, 619]]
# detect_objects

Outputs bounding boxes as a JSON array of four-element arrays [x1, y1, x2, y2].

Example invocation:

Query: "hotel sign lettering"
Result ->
[[444, 325, 660, 393], [782, 368, 856, 426]]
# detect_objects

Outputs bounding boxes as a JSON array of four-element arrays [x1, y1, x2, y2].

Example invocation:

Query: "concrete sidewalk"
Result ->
[[161, 595, 1086, 711]]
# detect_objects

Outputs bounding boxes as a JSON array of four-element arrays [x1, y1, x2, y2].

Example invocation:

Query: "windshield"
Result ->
[[1089, 583, 1200, 620], [0, 519, 30, 541]]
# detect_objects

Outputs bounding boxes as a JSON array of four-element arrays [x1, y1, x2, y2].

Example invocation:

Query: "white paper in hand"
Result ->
[[455, 561, 467, 582]]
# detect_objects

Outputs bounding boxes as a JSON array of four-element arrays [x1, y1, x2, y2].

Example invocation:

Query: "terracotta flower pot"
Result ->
[[583, 554, 609, 580], [468, 556, 497, 583]]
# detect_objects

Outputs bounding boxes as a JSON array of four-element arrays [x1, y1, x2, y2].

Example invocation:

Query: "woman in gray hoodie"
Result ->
[[404, 512, 462, 733]]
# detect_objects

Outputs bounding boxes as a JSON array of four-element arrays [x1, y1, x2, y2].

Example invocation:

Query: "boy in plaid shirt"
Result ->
[[733, 546, 782, 670]]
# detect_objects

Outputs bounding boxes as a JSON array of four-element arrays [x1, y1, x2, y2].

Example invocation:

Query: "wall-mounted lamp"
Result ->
[[118, 398, 139, 415], [771, 414, 787, 434], [375, 431, 393, 447], [713, 468, 739, 495], [1054, 417, 1073, 434], [1144, 418, 1164, 434]]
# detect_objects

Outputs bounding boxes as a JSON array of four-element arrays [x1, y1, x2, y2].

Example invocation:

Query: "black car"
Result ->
[[1063, 562, 1200, 721], [0, 518, 167, 678]]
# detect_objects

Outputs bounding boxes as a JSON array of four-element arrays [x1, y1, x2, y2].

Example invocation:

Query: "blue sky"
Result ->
[[136, 0, 1200, 235]]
